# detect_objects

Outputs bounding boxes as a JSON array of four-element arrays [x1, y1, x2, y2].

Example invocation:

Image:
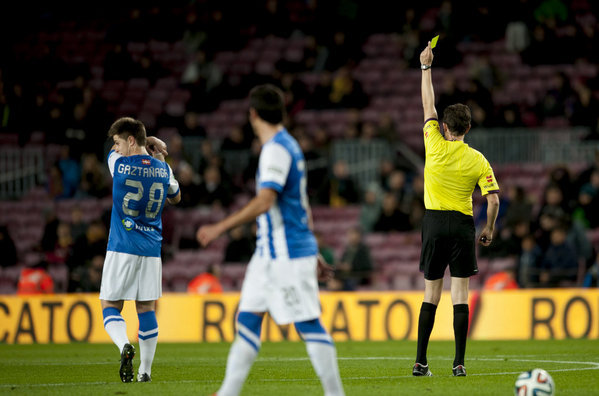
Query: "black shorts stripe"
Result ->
[[419, 209, 478, 280]]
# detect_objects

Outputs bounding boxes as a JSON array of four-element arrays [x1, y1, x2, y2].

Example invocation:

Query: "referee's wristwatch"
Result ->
[[421, 64, 432, 70]]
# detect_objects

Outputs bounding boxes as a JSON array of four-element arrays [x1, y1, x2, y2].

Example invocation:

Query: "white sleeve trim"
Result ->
[[167, 164, 180, 197], [107, 150, 121, 177], [259, 143, 292, 190]]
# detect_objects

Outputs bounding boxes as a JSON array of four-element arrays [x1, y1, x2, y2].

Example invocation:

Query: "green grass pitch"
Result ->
[[1, 339, 598, 395]]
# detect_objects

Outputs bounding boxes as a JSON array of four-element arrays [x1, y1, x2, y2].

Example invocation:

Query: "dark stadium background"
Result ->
[[1, 0, 598, 294]]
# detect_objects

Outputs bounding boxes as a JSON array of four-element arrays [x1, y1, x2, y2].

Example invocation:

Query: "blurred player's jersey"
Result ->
[[256, 128, 317, 259], [423, 118, 499, 216], [107, 151, 179, 257]]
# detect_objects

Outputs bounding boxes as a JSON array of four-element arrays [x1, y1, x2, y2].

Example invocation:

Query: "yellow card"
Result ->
[[431, 35, 439, 49]]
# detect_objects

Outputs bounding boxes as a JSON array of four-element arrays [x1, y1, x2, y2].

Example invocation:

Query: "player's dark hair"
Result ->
[[443, 104, 471, 135], [249, 84, 286, 125], [108, 117, 147, 146]]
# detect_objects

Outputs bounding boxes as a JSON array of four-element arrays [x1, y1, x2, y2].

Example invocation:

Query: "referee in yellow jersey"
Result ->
[[412, 41, 500, 378]]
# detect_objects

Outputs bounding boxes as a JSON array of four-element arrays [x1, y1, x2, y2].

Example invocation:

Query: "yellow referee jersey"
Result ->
[[423, 118, 499, 216]]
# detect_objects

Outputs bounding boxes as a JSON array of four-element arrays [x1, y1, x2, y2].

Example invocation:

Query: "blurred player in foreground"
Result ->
[[414, 41, 500, 377], [197, 84, 344, 396], [100, 117, 180, 383]]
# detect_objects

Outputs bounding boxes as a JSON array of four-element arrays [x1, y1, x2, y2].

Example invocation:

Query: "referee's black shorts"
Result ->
[[419, 209, 478, 280]]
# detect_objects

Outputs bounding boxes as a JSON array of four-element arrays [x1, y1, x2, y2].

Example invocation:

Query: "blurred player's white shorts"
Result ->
[[99, 251, 162, 301], [239, 253, 321, 325]]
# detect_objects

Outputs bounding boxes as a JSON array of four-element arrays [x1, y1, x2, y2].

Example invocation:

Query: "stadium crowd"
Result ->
[[1, 0, 599, 293]]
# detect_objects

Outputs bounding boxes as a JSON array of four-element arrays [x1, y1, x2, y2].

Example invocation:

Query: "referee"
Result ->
[[412, 41, 500, 377]]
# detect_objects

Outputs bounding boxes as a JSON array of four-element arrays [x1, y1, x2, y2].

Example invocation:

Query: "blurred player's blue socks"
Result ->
[[102, 307, 129, 353], [296, 319, 345, 396], [138, 311, 158, 376], [218, 312, 263, 396]]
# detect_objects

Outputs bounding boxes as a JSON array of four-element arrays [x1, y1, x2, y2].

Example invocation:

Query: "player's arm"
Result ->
[[306, 201, 314, 231], [420, 41, 438, 122], [146, 136, 168, 156], [167, 191, 181, 205], [478, 192, 500, 246], [197, 188, 277, 247]]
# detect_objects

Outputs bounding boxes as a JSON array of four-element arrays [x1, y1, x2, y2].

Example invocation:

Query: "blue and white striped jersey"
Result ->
[[106, 151, 179, 257], [256, 128, 317, 259]]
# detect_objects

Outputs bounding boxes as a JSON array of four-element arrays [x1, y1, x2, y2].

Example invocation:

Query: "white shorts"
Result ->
[[99, 251, 162, 301], [239, 253, 321, 325]]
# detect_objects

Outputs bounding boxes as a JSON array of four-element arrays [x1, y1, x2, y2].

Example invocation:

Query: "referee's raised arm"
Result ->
[[420, 41, 437, 122]]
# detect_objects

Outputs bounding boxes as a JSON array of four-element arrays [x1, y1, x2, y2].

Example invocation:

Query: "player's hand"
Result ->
[[478, 226, 494, 247], [197, 224, 223, 247], [316, 254, 334, 282], [420, 41, 434, 66], [146, 136, 168, 156]]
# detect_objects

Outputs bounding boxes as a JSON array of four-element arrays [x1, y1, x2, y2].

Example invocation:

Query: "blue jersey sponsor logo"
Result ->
[[122, 217, 135, 231]]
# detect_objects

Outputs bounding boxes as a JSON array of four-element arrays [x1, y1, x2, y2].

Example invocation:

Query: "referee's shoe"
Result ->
[[412, 363, 432, 376], [119, 343, 135, 383], [452, 365, 467, 376]]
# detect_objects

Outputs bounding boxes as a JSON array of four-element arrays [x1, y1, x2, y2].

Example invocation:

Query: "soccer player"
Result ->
[[100, 117, 181, 383], [413, 42, 500, 377], [197, 84, 345, 396]]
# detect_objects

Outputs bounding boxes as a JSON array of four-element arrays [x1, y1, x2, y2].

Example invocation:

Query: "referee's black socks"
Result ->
[[453, 304, 469, 367], [416, 302, 437, 365]]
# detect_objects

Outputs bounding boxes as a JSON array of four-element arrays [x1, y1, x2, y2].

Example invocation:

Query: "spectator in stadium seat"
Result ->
[[317, 159, 359, 207], [359, 185, 383, 233], [45, 221, 74, 267], [503, 185, 534, 230], [242, 138, 262, 191], [537, 183, 571, 228], [69, 205, 88, 241], [175, 161, 202, 209], [329, 66, 368, 109], [540, 226, 579, 286], [198, 165, 233, 209], [134, 51, 168, 86], [56, 145, 81, 199], [337, 226, 373, 290], [68, 220, 107, 292], [103, 43, 136, 80], [188, 264, 223, 294], [496, 104, 525, 128], [77, 153, 110, 199], [385, 169, 411, 213], [323, 31, 357, 72], [178, 112, 207, 138], [376, 113, 398, 143], [548, 165, 577, 211], [197, 140, 221, 177], [181, 50, 223, 112], [413, 42, 500, 378], [0, 225, 17, 268], [409, 198, 426, 231], [74, 254, 104, 293], [517, 234, 544, 287], [297, 133, 328, 202], [562, 215, 593, 266], [573, 177, 599, 229], [305, 71, 334, 109], [483, 267, 519, 290], [221, 126, 251, 151], [373, 192, 411, 232], [534, 205, 565, 252], [583, 253, 599, 288], [17, 259, 54, 295], [224, 225, 255, 263]]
